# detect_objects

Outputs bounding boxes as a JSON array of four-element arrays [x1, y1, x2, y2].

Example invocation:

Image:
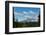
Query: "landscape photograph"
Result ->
[[13, 7, 40, 28]]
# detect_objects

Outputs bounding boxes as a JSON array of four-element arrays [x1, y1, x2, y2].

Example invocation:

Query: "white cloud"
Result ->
[[24, 15, 32, 18], [14, 11, 39, 22], [14, 12, 23, 16], [23, 11, 28, 14], [29, 11, 35, 14], [14, 11, 38, 17], [23, 11, 36, 15]]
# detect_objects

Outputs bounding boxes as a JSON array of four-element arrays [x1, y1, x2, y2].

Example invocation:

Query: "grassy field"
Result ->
[[13, 22, 40, 28]]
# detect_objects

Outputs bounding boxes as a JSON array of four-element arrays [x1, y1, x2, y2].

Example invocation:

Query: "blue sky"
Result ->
[[14, 7, 40, 22]]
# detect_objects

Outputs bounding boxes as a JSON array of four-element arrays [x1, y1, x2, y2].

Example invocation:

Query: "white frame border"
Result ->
[[9, 3, 43, 32]]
